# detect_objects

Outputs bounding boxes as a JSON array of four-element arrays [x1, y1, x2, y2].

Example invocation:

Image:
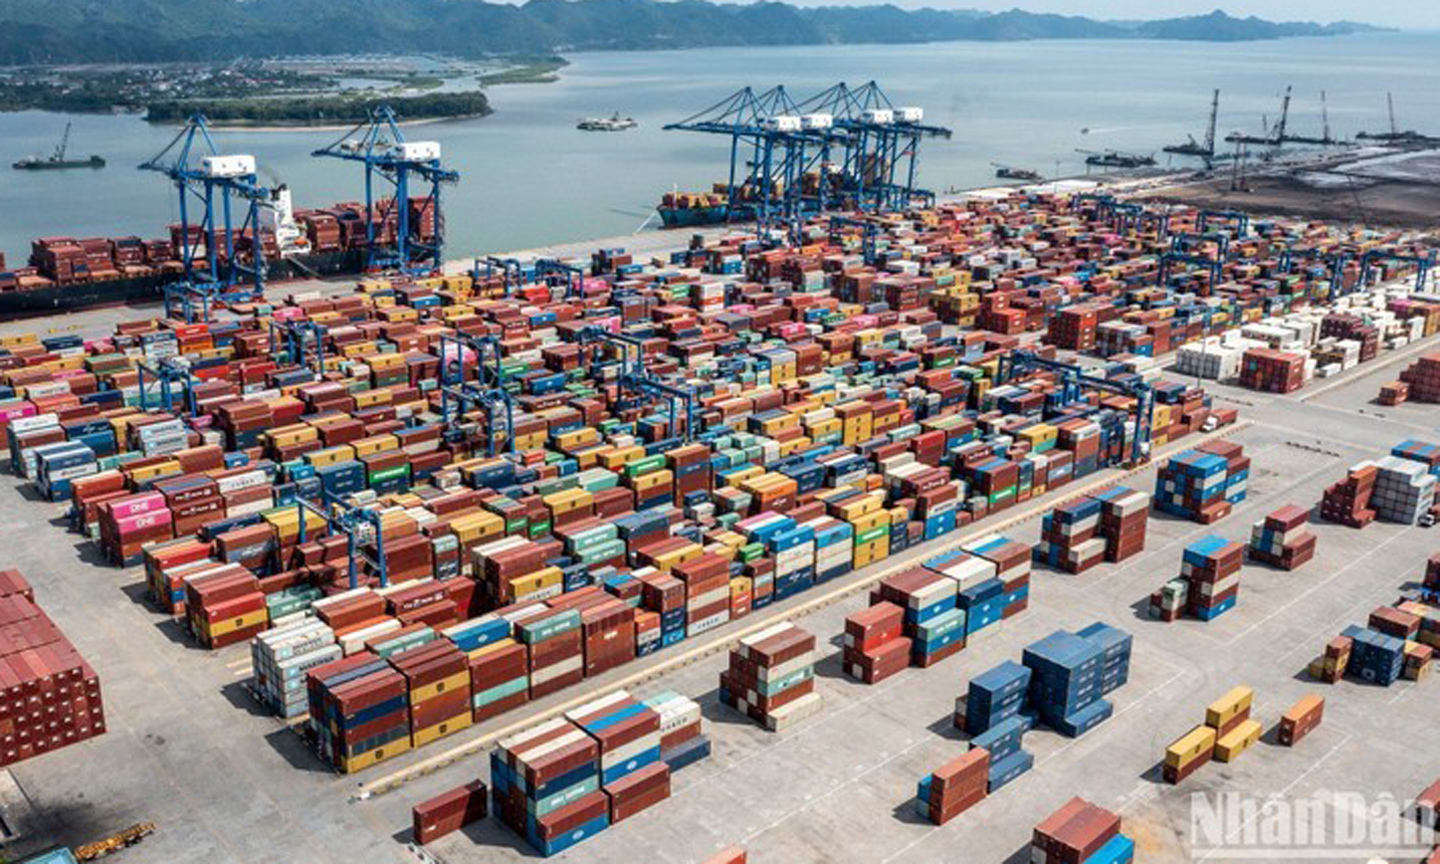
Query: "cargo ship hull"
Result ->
[[0, 249, 363, 317]]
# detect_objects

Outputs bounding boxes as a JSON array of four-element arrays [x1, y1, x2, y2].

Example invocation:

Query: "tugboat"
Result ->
[[577, 113, 638, 132], [13, 123, 105, 171]]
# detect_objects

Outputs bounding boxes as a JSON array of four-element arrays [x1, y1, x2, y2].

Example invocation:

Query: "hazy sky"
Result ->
[[774, 2, 1433, 28]]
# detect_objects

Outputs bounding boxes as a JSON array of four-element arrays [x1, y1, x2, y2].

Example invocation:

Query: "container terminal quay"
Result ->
[[0, 89, 1437, 864]]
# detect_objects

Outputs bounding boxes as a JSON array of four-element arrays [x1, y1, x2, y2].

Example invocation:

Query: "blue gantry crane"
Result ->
[[1198, 209, 1250, 238], [139, 114, 272, 321], [313, 105, 458, 276], [1359, 248, 1434, 293], [1280, 248, 1350, 301], [437, 332, 514, 456], [570, 325, 699, 440], [664, 85, 833, 236], [135, 357, 200, 416], [665, 82, 949, 232], [268, 319, 327, 374], [828, 216, 881, 266], [798, 81, 952, 213], [998, 349, 1155, 466]]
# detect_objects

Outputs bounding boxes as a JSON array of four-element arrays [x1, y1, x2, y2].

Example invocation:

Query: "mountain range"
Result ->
[[0, 2, 1386, 66]]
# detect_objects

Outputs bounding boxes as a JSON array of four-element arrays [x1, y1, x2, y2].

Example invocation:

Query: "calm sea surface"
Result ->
[[1, 32, 1436, 265]]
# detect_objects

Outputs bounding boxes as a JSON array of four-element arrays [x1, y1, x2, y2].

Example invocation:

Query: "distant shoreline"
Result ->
[[169, 113, 489, 132]]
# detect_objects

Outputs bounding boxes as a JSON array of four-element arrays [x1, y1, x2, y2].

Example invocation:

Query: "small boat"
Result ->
[[577, 113, 637, 132], [12, 123, 105, 171]]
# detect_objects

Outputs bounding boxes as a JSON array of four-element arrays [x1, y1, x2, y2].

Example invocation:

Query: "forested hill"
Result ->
[[0, 2, 1384, 66]]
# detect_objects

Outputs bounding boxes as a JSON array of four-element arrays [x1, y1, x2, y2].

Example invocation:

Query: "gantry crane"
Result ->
[[797, 81, 952, 213], [828, 215, 881, 266], [1197, 209, 1249, 238], [313, 105, 458, 275], [997, 349, 1154, 466], [1359, 249, 1435, 293], [572, 325, 698, 441], [437, 332, 513, 456], [139, 114, 271, 321], [1279, 248, 1350, 301]]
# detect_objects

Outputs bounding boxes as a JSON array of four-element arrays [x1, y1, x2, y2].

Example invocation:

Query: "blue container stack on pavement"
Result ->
[[1341, 625, 1405, 686], [960, 660, 1032, 735], [969, 714, 1034, 793], [1023, 630, 1110, 738]]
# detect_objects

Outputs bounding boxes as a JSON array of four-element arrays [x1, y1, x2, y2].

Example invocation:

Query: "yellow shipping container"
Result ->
[[412, 711, 474, 748], [511, 566, 563, 599], [1213, 718, 1262, 763], [353, 434, 400, 457], [1165, 725, 1218, 769], [339, 737, 411, 774], [306, 445, 356, 467], [1205, 686, 1254, 730], [409, 670, 470, 704]]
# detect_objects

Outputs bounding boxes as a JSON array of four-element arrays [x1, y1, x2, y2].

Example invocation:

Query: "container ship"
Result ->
[[657, 174, 840, 228], [0, 189, 434, 316]]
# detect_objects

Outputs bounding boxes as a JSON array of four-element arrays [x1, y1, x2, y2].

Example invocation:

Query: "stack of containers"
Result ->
[[251, 618, 341, 719], [841, 601, 910, 684], [1427, 553, 1440, 592], [956, 660, 1030, 735], [1031, 798, 1135, 864], [914, 748, 989, 825], [642, 690, 710, 772], [1023, 630, 1114, 738], [1151, 535, 1244, 622], [1320, 462, 1378, 527], [1239, 348, 1307, 393], [963, 534, 1031, 622], [970, 714, 1032, 793], [808, 515, 854, 583], [1370, 456, 1437, 524], [0, 574, 106, 767], [1206, 686, 1262, 764], [1340, 624, 1405, 685], [519, 607, 584, 700], [392, 640, 472, 749], [719, 622, 820, 731], [566, 691, 670, 825], [875, 566, 964, 668], [1398, 353, 1440, 402], [1247, 505, 1317, 570], [1163, 686, 1259, 784], [307, 653, 411, 773], [491, 718, 608, 856], [456, 618, 529, 722], [186, 566, 267, 648], [1307, 634, 1353, 684], [1153, 450, 1234, 524], [1091, 485, 1150, 562], [672, 551, 732, 638], [1034, 497, 1107, 574]]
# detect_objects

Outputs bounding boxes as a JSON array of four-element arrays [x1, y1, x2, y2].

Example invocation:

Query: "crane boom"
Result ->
[[1203, 88, 1219, 155]]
